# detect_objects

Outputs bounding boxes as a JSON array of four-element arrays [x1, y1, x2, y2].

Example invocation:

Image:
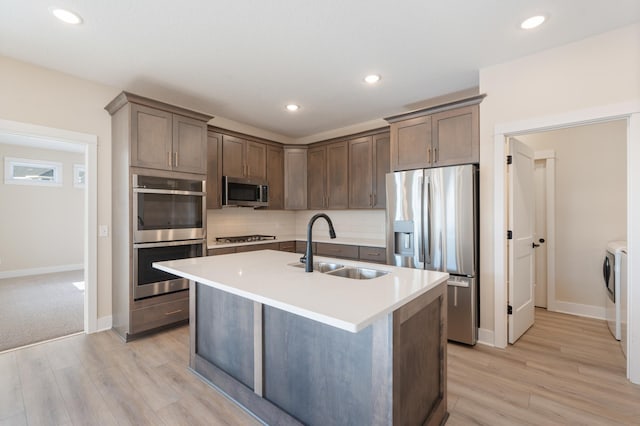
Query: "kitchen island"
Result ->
[[154, 250, 449, 425]]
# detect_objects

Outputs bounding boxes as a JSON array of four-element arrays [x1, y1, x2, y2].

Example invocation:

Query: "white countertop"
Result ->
[[208, 235, 386, 249], [154, 250, 448, 333]]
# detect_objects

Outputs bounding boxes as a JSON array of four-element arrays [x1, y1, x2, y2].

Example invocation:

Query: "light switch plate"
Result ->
[[99, 225, 109, 237]]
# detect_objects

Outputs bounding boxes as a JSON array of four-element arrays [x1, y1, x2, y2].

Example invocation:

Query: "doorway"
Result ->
[[492, 103, 640, 383], [0, 139, 86, 351], [0, 118, 98, 344], [514, 121, 626, 327]]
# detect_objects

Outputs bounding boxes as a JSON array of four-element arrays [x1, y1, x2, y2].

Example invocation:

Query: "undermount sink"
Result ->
[[290, 262, 388, 280], [325, 267, 389, 280], [289, 261, 344, 273]]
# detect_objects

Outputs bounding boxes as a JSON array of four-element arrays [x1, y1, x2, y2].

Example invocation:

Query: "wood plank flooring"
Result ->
[[1, 308, 638, 425], [0, 326, 261, 426], [447, 308, 640, 425]]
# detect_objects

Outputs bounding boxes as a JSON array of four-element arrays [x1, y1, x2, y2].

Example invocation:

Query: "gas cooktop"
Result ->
[[215, 235, 276, 244]]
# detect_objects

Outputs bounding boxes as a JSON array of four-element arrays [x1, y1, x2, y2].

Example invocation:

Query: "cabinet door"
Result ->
[[373, 132, 390, 209], [173, 114, 207, 174], [390, 115, 432, 171], [284, 148, 307, 210], [266, 145, 284, 209], [222, 135, 246, 178], [431, 105, 479, 166], [246, 141, 267, 180], [130, 104, 173, 170], [326, 141, 349, 209], [348, 136, 373, 208], [307, 146, 326, 209], [206, 132, 223, 209]]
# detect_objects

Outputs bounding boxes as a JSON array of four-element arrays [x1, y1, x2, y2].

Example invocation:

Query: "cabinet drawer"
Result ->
[[236, 242, 279, 253], [316, 242, 359, 260], [208, 247, 237, 256], [131, 297, 189, 334], [359, 246, 387, 263], [279, 241, 296, 252], [295, 241, 317, 254]]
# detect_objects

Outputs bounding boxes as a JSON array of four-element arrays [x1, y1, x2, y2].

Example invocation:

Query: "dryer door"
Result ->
[[603, 251, 615, 303]]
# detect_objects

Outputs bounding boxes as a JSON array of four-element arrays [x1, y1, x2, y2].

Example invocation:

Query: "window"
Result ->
[[4, 157, 62, 186], [74, 164, 86, 188]]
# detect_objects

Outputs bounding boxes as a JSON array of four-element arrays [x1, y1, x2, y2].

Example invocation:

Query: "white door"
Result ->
[[508, 138, 535, 344], [534, 159, 547, 308]]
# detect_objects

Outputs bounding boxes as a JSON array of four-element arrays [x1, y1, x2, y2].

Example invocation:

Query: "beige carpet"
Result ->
[[0, 270, 84, 352]]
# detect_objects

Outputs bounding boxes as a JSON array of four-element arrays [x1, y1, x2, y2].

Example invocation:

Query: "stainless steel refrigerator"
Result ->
[[386, 165, 478, 345]]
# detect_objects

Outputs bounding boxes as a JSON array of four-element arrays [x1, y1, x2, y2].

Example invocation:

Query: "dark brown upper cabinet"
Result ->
[[266, 145, 284, 210], [307, 141, 348, 209], [386, 95, 484, 171], [206, 131, 223, 209], [348, 132, 390, 209], [222, 135, 267, 180]]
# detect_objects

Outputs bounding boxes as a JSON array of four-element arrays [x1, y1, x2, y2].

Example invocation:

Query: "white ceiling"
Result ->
[[1, 1, 639, 141]]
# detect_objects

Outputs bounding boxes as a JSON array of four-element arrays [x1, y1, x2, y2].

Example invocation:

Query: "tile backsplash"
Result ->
[[207, 208, 296, 243], [207, 209, 386, 243], [294, 210, 385, 241]]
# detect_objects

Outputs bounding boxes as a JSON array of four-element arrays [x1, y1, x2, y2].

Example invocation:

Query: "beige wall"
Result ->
[[479, 24, 640, 334], [519, 120, 627, 310], [0, 55, 120, 321], [0, 143, 85, 272]]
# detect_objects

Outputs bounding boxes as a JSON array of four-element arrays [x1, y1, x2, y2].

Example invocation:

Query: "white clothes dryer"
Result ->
[[604, 241, 626, 340]]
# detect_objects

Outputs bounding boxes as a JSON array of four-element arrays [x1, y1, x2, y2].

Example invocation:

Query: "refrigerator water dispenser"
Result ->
[[393, 220, 415, 257]]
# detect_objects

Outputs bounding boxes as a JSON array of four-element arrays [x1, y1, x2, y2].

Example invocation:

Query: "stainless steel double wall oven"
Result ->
[[132, 174, 206, 300]]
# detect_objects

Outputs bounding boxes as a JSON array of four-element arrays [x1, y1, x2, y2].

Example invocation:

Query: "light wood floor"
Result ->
[[447, 308, 640, 425], [1, 308, 638, 425]]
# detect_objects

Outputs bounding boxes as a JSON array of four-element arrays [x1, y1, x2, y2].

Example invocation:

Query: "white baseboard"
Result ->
[[477, 328, 495, 347], [550, 301, 606, 320], [0, 264, 83, 279], [95, 316, 113, 333]]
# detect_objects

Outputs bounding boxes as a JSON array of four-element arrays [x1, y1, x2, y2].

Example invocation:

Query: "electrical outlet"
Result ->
[[98, 225, 109, 237]]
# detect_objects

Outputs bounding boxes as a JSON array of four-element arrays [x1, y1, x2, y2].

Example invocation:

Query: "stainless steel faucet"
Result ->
[[301, 213, 336, 272]]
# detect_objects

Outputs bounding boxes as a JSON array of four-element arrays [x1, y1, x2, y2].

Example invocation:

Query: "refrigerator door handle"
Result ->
[[426, 178, 432, 264], [418, 176, 424, 264]]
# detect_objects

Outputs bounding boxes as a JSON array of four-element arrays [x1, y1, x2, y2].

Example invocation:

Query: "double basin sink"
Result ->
[[289, 261, 388, 280]]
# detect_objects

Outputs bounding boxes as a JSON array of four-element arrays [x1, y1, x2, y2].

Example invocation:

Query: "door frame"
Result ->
[[492, 101, 640, 384], [0, 118, 99, 333], [533, 150, 556, 311]]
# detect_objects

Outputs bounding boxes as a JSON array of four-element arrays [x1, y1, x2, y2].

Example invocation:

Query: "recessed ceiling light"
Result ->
[[520, 15, 545, 30], [364, 74, 381, 84], [285, 104, 300, 112], [50, 7, 83, 25]]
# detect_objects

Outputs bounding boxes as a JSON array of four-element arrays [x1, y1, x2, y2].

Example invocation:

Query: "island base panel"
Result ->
[[191, 280, 447, 425]]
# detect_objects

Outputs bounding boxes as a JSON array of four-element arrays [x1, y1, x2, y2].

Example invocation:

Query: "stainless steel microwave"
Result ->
[[222, 176, 269, 207]]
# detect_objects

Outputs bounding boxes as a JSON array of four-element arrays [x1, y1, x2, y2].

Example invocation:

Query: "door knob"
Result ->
[[532, 242, 540, 248]]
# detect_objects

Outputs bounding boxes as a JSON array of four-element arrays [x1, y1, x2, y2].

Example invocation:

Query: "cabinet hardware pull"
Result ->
[[369, 193, 373, 206], [164, 309, 183, 315], [367, 252, 380, 256], [428, 148, 431, 163], [373, 193, 376, 206], [434, 147, 438, 163], [174, 152, 178, 168]]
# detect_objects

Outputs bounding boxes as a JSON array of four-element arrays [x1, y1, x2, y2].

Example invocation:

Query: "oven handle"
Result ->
[[134, 239, 206, 249], [133, 187, 205, 196]]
